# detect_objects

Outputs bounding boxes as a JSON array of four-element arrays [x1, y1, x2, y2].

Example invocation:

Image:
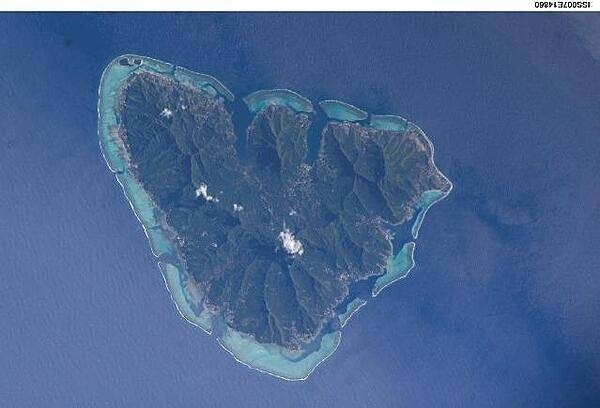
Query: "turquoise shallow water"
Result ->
[[411, 190, 449, 239], [372, 242, 416, 297], [338, 298, 368, 328], [174, 66, 234, 102], [318, 99, 368, 122], [159, 262, 214, 333], [218, 328, 342, 380], [243, 89, 313, 114], [370, 114, 409, 131], [98, 54, 449, 381]]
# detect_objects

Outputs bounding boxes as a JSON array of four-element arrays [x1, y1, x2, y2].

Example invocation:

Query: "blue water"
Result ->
[[1, 13, 599, 407]]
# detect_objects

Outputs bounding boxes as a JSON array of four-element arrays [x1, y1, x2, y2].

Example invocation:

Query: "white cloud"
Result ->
[[278, 227, 304, 256], [160, 107, 173, 118], [195, 183, 218, 202]]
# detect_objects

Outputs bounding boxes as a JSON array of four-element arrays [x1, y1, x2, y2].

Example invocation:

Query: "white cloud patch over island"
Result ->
[[278, 227, 304, 256], [195, 183, 219, 202]]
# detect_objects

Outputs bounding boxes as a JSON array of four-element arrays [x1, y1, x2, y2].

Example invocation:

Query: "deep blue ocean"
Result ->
[[1, 13, 599, 407]]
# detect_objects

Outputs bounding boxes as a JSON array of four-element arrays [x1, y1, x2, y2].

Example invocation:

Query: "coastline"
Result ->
[[338, 298, 368, 328], [243, 89, 314, 114], [372, 242, 416, 297], [318, 99, 368, 122], [369, 114, 409, 131], [98, 54, 338, 381], [217, 328, 342, 381], [97, 53, 452, 381]]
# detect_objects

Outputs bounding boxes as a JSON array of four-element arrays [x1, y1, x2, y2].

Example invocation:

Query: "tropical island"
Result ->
[[98, 54, 452, 380]]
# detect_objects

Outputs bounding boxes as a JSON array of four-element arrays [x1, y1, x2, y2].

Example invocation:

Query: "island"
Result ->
[[98, 54, 452, 380]]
